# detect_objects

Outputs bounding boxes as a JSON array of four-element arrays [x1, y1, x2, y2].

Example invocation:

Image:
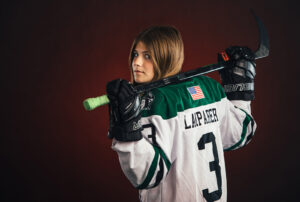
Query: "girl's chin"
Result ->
[[134, 77, 148, 84], [134, 79, 150, 84], [134, 80, 145, 84]]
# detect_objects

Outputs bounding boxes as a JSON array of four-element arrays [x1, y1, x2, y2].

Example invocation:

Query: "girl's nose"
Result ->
[[133, 55, 143, 67]]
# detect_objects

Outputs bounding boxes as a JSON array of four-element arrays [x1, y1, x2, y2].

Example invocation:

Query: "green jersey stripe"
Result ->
[[137, 146, 159, 189], [157, 147, 171, 170], [239, 107, 255, 144], [247, 116, 255, 142], [224, 108, 254, 151]]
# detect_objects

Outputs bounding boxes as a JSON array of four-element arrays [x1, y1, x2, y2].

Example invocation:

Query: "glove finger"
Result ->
[[106, 79, 122, 98], [120, 80, 136, 96], [226, 46, 255, 60], [235, 60, 256, 79]]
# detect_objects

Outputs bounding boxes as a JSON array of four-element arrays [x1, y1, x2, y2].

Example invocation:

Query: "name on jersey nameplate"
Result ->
[[184, 108, 218, 130]]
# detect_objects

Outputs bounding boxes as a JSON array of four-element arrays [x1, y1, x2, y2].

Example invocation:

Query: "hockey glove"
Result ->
[[106, 79, 143, 141], [218, 46, 256, 100]]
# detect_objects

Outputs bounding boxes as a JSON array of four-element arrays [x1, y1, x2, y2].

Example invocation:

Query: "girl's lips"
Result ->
[[134, 70, 144, 74]]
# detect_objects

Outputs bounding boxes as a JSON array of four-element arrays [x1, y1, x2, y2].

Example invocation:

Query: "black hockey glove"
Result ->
[[218, 46, 256, 100], [106, 79, 143, 142]]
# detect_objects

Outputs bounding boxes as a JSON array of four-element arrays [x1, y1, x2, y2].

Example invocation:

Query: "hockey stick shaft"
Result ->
[[82, 63, 225, 111]]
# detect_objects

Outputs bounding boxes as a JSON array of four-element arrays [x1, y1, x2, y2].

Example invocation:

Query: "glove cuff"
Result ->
[[225, 90, 254, 101], [109, 115, 143, 142], [222, 81, 254, 101]]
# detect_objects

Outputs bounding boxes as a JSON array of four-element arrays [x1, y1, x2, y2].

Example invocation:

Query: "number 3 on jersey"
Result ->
[[198, 132, 222, 202]]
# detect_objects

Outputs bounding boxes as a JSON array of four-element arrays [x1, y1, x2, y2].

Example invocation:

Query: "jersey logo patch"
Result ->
[[187, 86, 205, 100]]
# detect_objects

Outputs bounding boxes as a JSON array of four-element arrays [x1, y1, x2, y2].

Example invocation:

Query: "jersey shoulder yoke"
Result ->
[[141, 76, 226, 120]]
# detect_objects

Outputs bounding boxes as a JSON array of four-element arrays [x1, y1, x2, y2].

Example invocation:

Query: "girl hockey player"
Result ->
[[106, 26, 256, 202]]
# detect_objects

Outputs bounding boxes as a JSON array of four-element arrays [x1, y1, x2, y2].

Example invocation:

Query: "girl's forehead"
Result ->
[[135, 41, 149, 51]]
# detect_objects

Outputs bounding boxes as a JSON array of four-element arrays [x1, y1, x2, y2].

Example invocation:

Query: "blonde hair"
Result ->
[[129, 26, 184, 82]]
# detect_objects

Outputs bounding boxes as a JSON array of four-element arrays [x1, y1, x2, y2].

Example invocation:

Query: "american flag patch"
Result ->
[[187, 86, 205, 100]]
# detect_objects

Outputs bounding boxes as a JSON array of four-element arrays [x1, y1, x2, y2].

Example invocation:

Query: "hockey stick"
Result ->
[[83, 10, 269, 111]]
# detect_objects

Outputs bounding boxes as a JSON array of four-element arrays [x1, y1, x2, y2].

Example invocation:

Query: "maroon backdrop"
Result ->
[[2, 0, 299, 201]]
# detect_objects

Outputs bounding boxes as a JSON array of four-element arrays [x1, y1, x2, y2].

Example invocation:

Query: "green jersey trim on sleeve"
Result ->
[[137, 145, 171, 189], [224, 108, 255, 151], [157, 147, 171, 170], [137, 146, 159, 189]]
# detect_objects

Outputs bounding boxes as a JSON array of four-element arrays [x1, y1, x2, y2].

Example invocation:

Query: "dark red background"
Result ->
[[2, 0, 299, 201]]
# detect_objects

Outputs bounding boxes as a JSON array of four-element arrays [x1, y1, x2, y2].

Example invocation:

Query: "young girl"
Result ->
[[106, 26, 256, 202]]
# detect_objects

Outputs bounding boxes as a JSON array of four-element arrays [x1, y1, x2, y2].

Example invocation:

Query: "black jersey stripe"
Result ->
[[152, 157, 164, 188]]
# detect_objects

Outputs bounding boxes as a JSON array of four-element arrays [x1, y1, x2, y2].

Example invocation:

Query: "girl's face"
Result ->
[[132, 42, 154, 83]]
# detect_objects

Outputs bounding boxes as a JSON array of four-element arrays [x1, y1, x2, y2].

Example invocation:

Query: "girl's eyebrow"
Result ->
[[134, 49, 149, 53]]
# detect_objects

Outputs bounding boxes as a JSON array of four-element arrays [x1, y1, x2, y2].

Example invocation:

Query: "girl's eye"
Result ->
[[145, 54, 151, 60], [133, 52, 138, 57]]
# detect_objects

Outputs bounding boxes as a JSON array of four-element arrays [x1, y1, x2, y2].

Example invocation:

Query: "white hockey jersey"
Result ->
[[112, 75, 256, 202]]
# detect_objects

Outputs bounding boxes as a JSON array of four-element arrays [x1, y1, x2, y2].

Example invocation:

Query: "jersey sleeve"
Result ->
[[217, 97, 257, 151], [111, 91, 173, 189]]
